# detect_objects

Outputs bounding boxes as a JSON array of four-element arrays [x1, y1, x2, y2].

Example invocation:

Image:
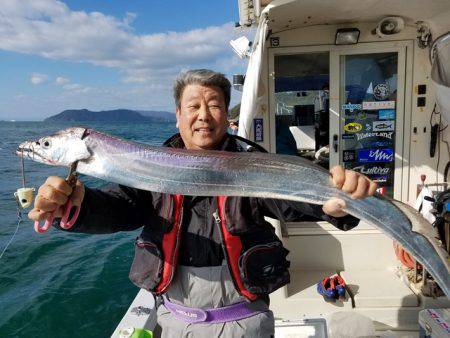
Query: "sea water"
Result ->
[[0, 121, 177, 337]]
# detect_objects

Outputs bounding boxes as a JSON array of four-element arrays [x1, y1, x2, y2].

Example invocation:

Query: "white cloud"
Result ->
[[0, 0, 239, 84], [29, 72, 48, 84], [62, 83, 91, 93], [55, 76, 69, 85]]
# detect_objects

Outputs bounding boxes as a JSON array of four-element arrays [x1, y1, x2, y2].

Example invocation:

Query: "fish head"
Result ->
[[17, 127, 91, 166]]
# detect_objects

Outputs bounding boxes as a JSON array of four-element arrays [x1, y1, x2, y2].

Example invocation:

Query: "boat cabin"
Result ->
[[233, 0, 450, 336]]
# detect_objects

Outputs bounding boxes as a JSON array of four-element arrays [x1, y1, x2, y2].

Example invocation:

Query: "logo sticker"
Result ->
[[365, 123, 372, 131], [346, 110, 366, 119], [355, 131, 394, 141], [363, 101, 396, 110], [342, 103, 362, 112], [373, 84, 390, 100], [343, 122, 363, 133], [358, 148, 394, 163], [373, 120, 395, 131], [371, 175, 389, 183], [378, 109, 395, 120], [270, 37, 280, 47], [363, 140, 393, 148], [253, 118, 263, 142], [342, 133, 355, 140], [343, 150, 356, 162], [351, 165, 391, 175]]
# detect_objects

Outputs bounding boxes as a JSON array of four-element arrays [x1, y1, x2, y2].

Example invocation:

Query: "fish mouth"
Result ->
[[16, 141, 32, 157], [16, 141, 47, 163]]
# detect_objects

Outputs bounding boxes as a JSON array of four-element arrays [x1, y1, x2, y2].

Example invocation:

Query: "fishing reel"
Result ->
[[14, 187, 35, 209]]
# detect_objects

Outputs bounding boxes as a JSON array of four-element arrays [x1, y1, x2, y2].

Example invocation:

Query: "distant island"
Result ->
[[44, 109, 176, 122]]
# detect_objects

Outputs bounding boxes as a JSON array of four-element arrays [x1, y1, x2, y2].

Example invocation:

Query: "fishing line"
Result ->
[[1, 150, 32, 261], [0, 200, 22, 260]]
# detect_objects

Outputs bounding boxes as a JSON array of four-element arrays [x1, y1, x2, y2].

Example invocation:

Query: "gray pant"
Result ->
[[156, 264, 275, 338]]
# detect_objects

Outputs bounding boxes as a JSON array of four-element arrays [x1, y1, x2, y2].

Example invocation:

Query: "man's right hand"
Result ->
[[28, 176, 85, 222]]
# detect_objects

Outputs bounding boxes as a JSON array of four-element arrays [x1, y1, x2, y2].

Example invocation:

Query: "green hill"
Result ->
[[45, 109, 175, 122]]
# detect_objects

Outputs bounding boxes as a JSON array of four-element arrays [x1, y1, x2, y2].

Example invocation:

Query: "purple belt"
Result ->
[[162, 296, 266, 324]]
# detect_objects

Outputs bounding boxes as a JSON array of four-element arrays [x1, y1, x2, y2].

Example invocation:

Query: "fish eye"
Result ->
[[42, 139, 51, 148]]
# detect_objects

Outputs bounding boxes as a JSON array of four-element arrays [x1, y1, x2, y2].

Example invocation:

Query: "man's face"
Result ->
[[176, 84, 229, 150]]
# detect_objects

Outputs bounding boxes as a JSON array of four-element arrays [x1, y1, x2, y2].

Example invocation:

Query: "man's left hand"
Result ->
[[322, 165, 378, 218]]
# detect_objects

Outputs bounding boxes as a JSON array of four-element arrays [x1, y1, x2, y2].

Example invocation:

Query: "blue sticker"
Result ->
[[254, 118, 263, 142], [358, 148, 394, 163], [342, 133, 355, 140], [378, 109, 395, 120], [342, 103, 362, 112]]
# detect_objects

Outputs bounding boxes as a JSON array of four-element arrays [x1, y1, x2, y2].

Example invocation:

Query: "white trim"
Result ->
[[402, 42, 414, 203]]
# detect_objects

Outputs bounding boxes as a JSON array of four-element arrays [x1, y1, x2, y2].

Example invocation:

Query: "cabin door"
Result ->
[[330, 42, 409, 199], [269, 42, 411, 200]]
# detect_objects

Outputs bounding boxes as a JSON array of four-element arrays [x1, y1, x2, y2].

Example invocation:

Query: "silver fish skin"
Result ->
[[17, 127, 450, 297]]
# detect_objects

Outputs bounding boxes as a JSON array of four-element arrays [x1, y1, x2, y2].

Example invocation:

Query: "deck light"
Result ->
[[335, 28, 360, 45]]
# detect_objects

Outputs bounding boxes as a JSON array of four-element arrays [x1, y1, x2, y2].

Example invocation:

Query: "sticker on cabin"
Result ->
[[371, 175, 389, 183], [378, 109, 395, 120], [373, 120, 395, 131], [357, 111, 367, 119], [343, 122, 363, 133], [342, 103, 362, 112], [342, 134, 355, 140], [365, 140, 392, 148], [373, 84, 390, 100], [351, 164, 391, 176], [358, 148, 394, 163], [365, 123, 372, 131], [355, 131, 394, 141], [343, 150, 356, 162], [253, 118, 263, 142], [270, 37, 280, 47], [363, 101, 395, 110]]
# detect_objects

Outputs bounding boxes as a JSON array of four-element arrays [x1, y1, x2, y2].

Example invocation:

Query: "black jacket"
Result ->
[[69, 134, 359, 267]]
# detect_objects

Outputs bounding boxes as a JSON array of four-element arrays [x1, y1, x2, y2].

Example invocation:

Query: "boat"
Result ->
[[113, 1, 450, 336]]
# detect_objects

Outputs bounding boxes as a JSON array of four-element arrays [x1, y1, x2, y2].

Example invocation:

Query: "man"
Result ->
[[29, 69, 377, 337], [229, 120, 239, 135]]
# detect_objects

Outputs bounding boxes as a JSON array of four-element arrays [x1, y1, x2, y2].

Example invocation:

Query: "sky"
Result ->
[[0, 0, 250, 120]]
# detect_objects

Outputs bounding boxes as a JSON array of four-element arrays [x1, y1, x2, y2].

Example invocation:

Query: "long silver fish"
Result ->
[[17, 127, 450, 297]]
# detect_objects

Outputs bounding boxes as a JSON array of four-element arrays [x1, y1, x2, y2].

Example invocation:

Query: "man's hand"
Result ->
[[322, 166, 378, 218], [28, 176, 85, 222]]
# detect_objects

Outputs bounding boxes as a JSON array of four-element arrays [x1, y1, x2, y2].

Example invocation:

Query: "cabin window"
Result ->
[[274, 52, 330, 169]]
